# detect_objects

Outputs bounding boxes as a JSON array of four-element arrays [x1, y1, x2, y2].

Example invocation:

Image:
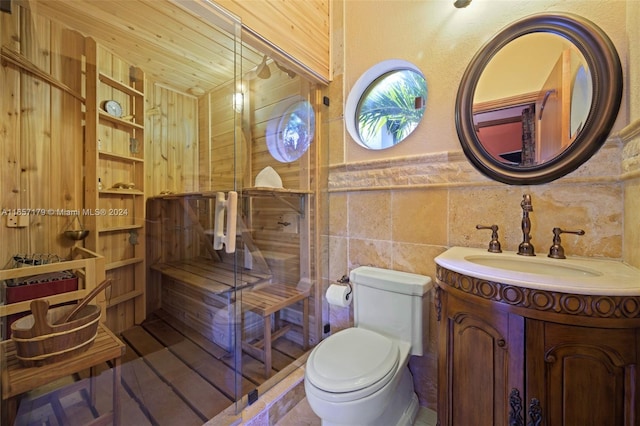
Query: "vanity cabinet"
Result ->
[[436, 266, 640, 426], [528, 321, 637, 426], [437, 290, 524, 425]]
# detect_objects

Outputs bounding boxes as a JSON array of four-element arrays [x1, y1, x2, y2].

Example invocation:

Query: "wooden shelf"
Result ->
[[242, 187, 313, 196], [98, 110, 144, 130], [85, 37, 146, 331], [99, 189, 144, 196], [149, 188, 313, 201], [98, 224, 144, 234], [99, 72, 144, 98], [99, 150, 143, 163]]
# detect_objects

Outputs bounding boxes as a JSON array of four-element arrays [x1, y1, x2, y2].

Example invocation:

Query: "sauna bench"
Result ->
[[149, 257, 272, 294], [1, 324, 125, 426], [239, 283, 310, 378], [150, 257, 311, 377]]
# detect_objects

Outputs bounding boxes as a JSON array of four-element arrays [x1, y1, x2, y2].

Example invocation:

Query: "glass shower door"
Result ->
[[176, 0, 247, 412]]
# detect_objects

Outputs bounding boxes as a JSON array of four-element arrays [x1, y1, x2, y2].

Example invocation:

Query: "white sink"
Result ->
[[464, 255, 601, 277], [435, 247, 640, 295]]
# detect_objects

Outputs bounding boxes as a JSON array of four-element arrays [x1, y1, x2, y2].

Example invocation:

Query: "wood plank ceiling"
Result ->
[[25, 0, 264, 93]]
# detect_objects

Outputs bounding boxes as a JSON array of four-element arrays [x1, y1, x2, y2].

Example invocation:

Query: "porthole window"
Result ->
[[266, 98, 315, 162], [345, 60, 427, 150]]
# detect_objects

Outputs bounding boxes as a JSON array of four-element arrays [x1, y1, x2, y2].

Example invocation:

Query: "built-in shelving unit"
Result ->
[[84, 38, 146, 330]]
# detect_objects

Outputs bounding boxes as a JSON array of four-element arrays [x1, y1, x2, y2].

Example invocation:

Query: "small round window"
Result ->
[[346, 60, 427, 150], [266, 99, 315, 162]]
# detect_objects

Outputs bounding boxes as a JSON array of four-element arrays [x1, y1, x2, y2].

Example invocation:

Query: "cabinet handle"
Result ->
[[509, 389, 543, 426], [497, 338, 506, 347], [528, 398, 542, 426], [509, 389, 524, 426]]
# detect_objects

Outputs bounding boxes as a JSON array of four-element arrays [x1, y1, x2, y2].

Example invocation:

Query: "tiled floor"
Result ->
[[275, 397, 437, 426]]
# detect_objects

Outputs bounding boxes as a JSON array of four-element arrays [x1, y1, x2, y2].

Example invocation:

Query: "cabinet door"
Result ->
[[529, 321, 638, 426], [438, 290, 525, 426]]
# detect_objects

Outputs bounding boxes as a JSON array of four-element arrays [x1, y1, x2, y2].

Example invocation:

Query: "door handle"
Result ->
[[213, 191, 238, 253]]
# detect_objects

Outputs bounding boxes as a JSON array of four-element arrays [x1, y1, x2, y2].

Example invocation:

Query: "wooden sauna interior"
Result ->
[[1, 0, 329, 423]]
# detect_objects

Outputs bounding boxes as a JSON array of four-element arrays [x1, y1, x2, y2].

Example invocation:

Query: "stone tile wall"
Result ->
[[324, 136, 637, 409]]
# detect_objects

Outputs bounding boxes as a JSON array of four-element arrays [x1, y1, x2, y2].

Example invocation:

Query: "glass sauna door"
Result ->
[[2, 0, 325, 423]]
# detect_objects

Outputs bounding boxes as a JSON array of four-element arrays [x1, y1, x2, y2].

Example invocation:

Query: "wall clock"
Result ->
[[103, 100, 123, 117]]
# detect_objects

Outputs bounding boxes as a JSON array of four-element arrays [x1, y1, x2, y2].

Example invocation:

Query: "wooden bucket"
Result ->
[[10, 299, 101, 367]]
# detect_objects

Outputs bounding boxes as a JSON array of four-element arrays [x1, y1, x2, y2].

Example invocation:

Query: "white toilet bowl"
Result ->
[[304, 266, 431, 426], [304, 327, 419, 426]]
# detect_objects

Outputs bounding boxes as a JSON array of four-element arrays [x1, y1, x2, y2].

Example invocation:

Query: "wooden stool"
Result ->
[[239, 284, 310, 378], [1, 324, 125, 425]]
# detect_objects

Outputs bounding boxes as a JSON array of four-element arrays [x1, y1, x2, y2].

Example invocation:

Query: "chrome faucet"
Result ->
[[517, 194, 535, 256]]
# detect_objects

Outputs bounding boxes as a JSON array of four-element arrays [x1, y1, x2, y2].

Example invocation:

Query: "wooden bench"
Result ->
[[150, 258, 271, 294], [151, 258, 270, 349], [239, 283, 310, 378], [151, 258, 311, 377], [1, 324, 125, 426]]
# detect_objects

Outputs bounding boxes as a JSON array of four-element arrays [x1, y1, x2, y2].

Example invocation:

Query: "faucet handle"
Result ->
[[476, 224, 502, 253], [548, 227, 585, 259]]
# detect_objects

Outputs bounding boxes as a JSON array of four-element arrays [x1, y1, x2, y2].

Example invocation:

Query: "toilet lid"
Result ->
[[306, 328, 399, 393]]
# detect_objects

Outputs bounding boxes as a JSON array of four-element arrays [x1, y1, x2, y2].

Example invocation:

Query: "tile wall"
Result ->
[[324, 0, 640, 411]]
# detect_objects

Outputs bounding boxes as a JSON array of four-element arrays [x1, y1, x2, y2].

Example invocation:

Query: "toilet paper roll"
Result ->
[[326, 284, 352, 307]]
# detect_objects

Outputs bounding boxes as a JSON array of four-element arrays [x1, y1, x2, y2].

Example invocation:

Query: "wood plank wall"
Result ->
[[201, 66, 314, 190], [248, 72, 310, 261], [220, 0, 330, 82], [146, 84, 199, 197], [2, 2, 324, 340], [199, 61, 319, 302], [1, 4, 85, 266], [199, 82, 238, 192]]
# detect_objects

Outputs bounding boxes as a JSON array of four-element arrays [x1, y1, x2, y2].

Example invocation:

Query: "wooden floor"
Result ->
[[12, 310, 306, 426]]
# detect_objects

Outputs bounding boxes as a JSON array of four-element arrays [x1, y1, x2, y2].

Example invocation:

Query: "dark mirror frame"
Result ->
[[455, 12, 623, 185]]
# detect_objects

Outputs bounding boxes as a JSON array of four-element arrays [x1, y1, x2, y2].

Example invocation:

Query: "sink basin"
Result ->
[[464, 255, 601, 277], [435, 247, 640, 295]]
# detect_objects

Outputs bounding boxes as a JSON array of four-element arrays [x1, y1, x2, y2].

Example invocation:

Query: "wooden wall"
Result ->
[[199, 63, 315, 265], [2, 0, 297, 267], [1, 5, 85, 266], [2, 1, 325, 341], [199, 82, 239, 192], [201, 64, 322, 339], [220, 0, 330, 82], [145, 84, 199, 197]]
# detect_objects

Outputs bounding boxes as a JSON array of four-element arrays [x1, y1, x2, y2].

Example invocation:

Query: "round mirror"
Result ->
[[346, 59, 427, 150], [456, 13, 622, 185]]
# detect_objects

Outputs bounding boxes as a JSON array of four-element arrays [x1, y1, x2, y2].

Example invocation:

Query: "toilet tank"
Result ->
[[349, 266, 432, 356]]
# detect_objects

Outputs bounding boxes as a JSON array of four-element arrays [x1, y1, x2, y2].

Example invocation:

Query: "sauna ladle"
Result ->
[[56, 278, 112, 324]]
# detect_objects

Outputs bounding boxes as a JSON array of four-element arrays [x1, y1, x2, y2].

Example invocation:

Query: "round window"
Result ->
[[346, 60, 427, 150], [266, 99, 315, 162]]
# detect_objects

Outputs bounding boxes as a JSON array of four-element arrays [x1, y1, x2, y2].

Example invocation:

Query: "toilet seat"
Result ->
[[306, 328, 399, 399]]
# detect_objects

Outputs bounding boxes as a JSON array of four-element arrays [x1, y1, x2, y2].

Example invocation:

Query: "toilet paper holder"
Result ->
[[337, 275, 352, 300]]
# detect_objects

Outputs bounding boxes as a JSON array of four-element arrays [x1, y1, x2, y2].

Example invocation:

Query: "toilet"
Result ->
[[304, 266, 432, 426]]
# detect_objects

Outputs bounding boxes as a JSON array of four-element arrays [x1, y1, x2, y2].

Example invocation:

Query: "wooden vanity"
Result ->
[[435, 264, 640, 426]]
